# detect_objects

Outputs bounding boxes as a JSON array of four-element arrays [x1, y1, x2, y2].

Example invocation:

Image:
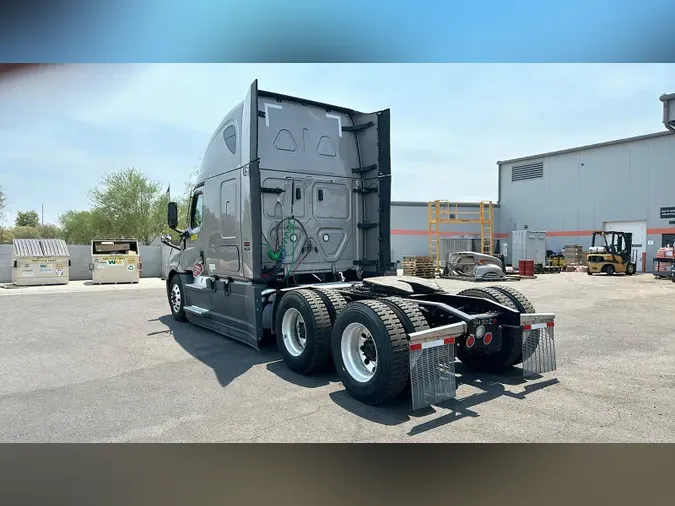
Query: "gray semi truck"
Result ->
[[162, 80, 557, 410]]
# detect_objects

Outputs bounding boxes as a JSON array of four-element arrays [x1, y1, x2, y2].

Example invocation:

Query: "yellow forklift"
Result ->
[[586, 231, 636, 276]]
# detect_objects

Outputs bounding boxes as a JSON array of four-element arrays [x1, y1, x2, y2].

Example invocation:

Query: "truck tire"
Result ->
[[169, 274, 188, 322], [490, 285, 536, 314], [275, 289, 333, 375], [380, 297, 430, 396], [455, 287, 523, 373], [313, 288, 347, 324], [489, 285, 538, 365], [331, 300, 410, 405], [625, 262, 636, 276], [381, 297, 430, 334]]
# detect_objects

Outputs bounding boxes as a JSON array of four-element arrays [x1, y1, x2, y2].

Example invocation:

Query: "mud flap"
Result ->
[[520, 315, 557, 377], [408, 322, 466, 411]]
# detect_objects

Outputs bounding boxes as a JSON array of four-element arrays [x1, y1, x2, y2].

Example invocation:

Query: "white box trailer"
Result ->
[[11, 239, 70, 286], [90, 239, 141, 284]]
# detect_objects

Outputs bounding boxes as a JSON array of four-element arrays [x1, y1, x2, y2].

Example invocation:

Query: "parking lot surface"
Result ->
[[0, 274, 673, 442]]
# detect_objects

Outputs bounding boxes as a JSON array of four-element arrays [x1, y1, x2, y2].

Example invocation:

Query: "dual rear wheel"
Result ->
[[454, 286, 537, 372], [275, 285, 538, 406], [275, 289, 429, 405]]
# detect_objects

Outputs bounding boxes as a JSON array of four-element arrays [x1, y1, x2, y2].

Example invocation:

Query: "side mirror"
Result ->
[[167, 202, 179, 229]]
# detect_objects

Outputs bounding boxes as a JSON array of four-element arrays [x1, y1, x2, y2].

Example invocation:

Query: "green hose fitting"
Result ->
[[268, 217, 297, 263]]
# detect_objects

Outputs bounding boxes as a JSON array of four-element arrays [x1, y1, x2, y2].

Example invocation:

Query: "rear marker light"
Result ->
[[466, 335, 475, 348], [523, 321, 555, 332], [409, 336, 456, 351], [483, 332, 493, 345]]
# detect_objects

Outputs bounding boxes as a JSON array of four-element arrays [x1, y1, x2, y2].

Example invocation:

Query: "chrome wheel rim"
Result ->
[[281, 308, 307, 357], [170, 283, 182, 313], [341, 322, 377, 383]]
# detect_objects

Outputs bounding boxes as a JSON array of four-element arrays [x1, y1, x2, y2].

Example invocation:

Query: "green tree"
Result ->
[[11, 226, 40, 239], [0, 227, 13, 244], [38, 224, 64, 239], [0, 185, 6, 223], [89, 167, 167, 245], [59, 209, 111, 244], [15, 210, 40, 228], [0, 185, 8, 242]]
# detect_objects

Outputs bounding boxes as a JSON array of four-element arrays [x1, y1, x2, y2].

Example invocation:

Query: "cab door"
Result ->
[[207, 172, 261, 350]]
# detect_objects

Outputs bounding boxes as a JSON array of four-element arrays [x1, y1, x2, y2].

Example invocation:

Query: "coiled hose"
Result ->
[[261, 218, 296, 282]]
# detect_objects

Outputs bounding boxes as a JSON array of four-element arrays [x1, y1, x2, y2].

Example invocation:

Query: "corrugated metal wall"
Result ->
[[497, 131, 675, 271]]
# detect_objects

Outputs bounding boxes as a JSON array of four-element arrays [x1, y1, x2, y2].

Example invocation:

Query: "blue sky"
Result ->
[[1, 63, 674, 226]]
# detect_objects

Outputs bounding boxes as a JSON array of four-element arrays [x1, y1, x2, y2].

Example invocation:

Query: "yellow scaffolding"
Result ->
[[427, 200, 494, 270]]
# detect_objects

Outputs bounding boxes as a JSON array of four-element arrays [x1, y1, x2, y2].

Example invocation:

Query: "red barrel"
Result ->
[[518, 260, 526, 275], [525, 260, 534, 277]]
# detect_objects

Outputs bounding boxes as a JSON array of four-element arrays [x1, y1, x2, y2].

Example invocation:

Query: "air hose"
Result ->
[[262, 217, 297, 282]]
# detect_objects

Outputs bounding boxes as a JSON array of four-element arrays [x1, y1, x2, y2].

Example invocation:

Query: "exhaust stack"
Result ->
[[659, 93, 675, 132]]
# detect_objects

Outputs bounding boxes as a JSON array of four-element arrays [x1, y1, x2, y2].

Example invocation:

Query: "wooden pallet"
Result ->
[[402, 255, 436, 278]]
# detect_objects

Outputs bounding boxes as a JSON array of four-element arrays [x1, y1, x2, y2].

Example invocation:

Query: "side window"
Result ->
[[223, 124, 237, 154], [221, 179, 238, 239], [190, 192, 204, 230]]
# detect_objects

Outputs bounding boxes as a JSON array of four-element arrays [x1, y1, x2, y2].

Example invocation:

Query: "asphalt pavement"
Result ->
[[0, 274, 673, 442]]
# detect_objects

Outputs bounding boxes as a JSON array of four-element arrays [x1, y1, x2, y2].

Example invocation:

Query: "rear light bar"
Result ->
[[407, 321, 467, 351], [523, 321, 554, 331], [520, 313, 555, 331], [409, 336, 455, 351]]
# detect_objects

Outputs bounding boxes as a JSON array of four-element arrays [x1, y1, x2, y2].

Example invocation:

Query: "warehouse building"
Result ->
[[496, 130, 675, 272], [390, 94, 675, 273]]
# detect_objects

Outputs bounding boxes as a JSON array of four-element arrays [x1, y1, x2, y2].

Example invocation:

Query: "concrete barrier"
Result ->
[[0, 244, 171, 283]]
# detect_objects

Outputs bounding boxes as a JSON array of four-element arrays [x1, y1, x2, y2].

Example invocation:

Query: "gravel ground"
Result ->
[[0, 274, 673, 442]]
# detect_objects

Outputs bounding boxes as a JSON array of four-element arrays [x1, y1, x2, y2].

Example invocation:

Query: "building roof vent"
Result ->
[[511, 161, 543, 182]]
